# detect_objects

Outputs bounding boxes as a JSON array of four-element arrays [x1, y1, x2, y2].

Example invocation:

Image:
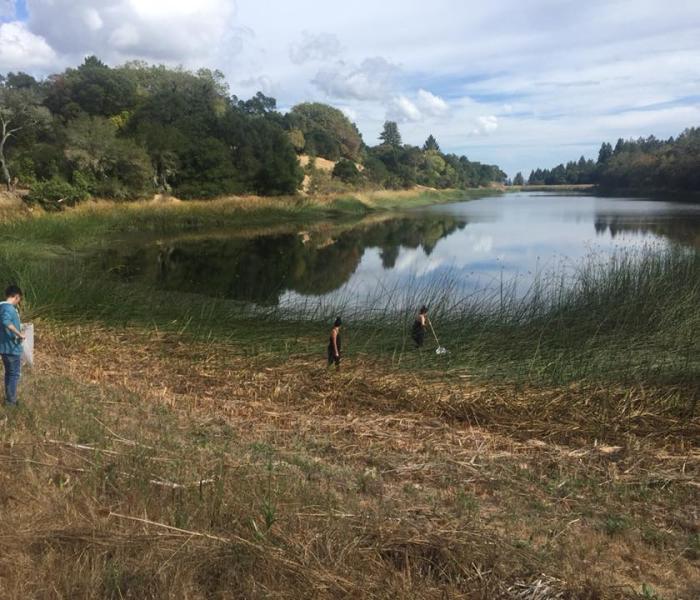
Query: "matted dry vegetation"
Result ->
[[0, 322, 697, 599]]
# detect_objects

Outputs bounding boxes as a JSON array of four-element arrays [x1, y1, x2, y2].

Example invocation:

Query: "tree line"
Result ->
[[0, 57, 506, 207], [361, 126, 506, 190], [521, 128, 700, 192]]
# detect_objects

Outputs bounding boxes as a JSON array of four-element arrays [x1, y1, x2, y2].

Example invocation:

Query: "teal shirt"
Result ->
[[0, 302, 22, 356]]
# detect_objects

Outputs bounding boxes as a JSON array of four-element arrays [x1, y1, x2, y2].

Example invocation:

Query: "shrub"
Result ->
[[332, 159, 361, 184], [26, 177, 89, 210]]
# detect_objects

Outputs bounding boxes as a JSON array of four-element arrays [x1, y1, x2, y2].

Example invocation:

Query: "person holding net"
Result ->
[[412, 306, 428, 348]]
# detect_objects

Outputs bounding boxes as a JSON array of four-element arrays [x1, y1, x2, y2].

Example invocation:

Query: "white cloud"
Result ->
[[25, 0, 237, 64], [238, 75, 275, 96], [340, 106, 358, 122], [110, 24, 140, 50], [289, 31, 341, 65], [82, 8, 104, 32], [470, 115, 499, 136], [312, 56, 399, 100], [416, 89, 448, 116], [0, 21, 56, 71], [385, 90, 449, 123], [388, 95, 422, 122]]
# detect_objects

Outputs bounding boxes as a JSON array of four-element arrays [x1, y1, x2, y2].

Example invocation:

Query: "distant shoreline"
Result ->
[[511, 184, 595, 192], [0, 187, 500, 221], [508, 184, 700, 201]]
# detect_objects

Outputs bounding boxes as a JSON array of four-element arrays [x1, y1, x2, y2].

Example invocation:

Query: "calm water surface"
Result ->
[[98, 192, 700, 310]]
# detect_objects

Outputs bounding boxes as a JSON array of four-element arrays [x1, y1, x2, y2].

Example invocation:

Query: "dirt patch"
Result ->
[[147, 193, 183, 204], [299, 155, 337, 172]]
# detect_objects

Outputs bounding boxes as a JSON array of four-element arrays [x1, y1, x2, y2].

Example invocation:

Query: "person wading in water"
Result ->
[[327, 317, 342, 369], [411, 306, 428, 348]]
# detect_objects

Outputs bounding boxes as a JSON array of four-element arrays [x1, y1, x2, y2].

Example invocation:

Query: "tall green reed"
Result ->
[[2, 227, 697, 387]]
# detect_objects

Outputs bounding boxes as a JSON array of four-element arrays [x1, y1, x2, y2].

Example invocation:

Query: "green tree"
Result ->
[[235, 91, 277, 116], [613, 138, 625, 155], [598, 142, 613, 164], [0, 85, 50, 189], [287, 128, 305, 153], [134, 123, 184, 192], [304, 129, 342, 161], [423, 134, 440, 152], [379, 121, 402, 147], [244, 119, 304, 195], [64, 115, 152, 198], [288, 103, 362, 161], [4, 72, 39, 91], [44, 56, 137, 119], [513, 172, 525, 186]]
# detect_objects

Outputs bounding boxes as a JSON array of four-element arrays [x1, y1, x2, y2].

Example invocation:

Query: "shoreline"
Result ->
[[509, 184, 700, 201], [0, 187, 498, 226]]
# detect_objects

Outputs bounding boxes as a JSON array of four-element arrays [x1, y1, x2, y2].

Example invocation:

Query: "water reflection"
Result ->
[[594, 216, 700, 247], [97, 193, 700, 308], [97, 216, 467, 305]]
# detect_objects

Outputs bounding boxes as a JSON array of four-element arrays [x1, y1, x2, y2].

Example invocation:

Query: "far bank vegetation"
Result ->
[[0, 59, 506, 210]]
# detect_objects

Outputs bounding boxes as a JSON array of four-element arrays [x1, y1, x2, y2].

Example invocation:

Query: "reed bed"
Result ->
[[4, 239, 697, 389]]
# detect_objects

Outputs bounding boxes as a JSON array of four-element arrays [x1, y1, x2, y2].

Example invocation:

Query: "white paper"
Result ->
[[21, 323, 34, 367]]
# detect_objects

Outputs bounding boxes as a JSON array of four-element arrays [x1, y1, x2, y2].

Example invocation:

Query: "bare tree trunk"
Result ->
[[0, 118, 25, 192], [0, 121, 12, 191], [0, 144, 11, 191]]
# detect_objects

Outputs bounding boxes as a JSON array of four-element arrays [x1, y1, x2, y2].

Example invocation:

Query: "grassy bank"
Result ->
[[1, 187, 487, 245]]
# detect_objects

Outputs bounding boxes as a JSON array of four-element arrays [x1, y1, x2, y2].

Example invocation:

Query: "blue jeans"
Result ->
[[1, 354, 21, 406]]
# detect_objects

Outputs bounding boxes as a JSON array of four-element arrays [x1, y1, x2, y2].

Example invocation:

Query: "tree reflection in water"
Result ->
[[594, 214, 700, 248], [97, 216, 467, 305]]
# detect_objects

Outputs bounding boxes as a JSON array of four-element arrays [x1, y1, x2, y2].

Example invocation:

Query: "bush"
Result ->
[[26, 177, 89, 210], [362, 156, 390, 186], [306, 168, 351, 195], [304, 129, 341, 161], [332, 159, 361, 184]]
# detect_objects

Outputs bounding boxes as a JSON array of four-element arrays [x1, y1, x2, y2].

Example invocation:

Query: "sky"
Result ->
[[1, 0, 699, 177]]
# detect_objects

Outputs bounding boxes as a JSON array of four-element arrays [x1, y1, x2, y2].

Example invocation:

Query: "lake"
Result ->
[[97, 192, 700, 312]]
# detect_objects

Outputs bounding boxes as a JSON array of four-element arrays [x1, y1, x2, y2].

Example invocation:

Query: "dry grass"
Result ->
[[0, 188, 469, 226], [0, 321, 697, 598]]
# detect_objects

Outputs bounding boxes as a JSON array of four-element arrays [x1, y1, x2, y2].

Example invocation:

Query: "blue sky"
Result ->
[[1, 0, 699, 177]]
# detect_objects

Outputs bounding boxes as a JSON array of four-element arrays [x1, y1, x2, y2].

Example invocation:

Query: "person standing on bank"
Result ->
[[327, 317, 342, 369], [0, 285, 25, 406], [412, 305, 429, 348]]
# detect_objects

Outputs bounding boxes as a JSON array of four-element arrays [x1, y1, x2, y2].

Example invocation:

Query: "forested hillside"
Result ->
[[526, 128, 700, 193], [0, 57, 505, 206]]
